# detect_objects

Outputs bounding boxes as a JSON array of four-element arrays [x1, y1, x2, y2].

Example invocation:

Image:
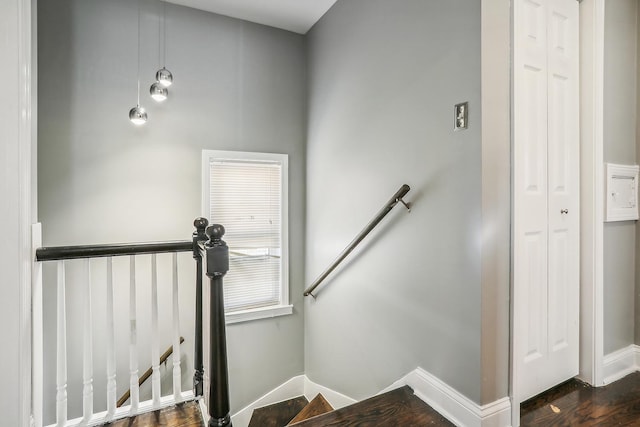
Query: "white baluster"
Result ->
[[105, 257, 117, 421], [56, 261, 67, 427], [82, 260, 93, 423], [151, 254, 161, 407], [32, 224, 43, 427], [172, 252, 182, 401], [129, 256, 139, 414]]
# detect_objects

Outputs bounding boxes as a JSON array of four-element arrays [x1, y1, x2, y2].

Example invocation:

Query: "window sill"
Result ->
[[225, 304, 293, 325]]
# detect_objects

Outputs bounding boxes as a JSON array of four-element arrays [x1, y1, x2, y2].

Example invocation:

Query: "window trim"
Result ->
[[202, 150, 290, 324]]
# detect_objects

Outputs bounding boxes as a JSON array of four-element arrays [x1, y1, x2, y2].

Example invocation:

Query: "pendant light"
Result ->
[[156, 67, 173, 87], [149, 82, 168, 102], [130, 0, 147, 125], [129, 105, 147, 125], [155, 0, 173, 88]]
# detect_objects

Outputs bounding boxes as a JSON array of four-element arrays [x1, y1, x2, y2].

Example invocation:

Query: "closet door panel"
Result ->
[[546, 0, 580, 389], [514, 0, 550, 402], [514, 0, 579, 403]]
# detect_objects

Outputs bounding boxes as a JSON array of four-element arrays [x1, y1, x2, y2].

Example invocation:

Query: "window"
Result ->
[[202, 150, 291, 323]]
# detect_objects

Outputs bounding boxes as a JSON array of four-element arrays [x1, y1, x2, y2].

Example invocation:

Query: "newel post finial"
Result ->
[[206, 224, 225, 245], [193, 217, 209, 240], [192, 217, 209, 259]]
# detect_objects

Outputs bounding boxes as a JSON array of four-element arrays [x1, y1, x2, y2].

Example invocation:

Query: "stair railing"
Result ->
[[303, 184, 411, 298], [31, 217, 231, 427]]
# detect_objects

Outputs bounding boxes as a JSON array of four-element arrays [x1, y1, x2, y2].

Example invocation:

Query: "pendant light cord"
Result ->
[[162, 0, 167, 67], [137, 0, 141, 106]]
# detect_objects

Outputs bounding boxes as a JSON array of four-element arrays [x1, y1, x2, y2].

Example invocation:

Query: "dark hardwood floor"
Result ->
[[520, 372, 640, 426], [102, 400, 203, 427]]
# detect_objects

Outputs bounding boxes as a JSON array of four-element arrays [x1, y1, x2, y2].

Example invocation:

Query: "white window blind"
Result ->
[[208, 156, 284, 312]]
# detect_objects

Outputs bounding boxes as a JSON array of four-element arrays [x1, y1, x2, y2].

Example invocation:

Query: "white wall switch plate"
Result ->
[[605, 163, 639, 222], [454, 102, 468, 131]]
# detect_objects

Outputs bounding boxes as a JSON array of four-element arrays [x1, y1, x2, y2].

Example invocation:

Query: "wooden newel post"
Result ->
[[192, 217, 209, 398], [205, 224, 232, 427]]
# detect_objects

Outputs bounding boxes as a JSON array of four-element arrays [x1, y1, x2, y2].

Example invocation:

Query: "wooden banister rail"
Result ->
[[116, 337, 185, 407], [36, 241, 192, 261], [303, 184, 411, 298]]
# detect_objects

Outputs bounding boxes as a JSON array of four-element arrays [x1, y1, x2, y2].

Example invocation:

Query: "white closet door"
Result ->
[[545, 0, 580, 396], [514, 0, 579, 403]]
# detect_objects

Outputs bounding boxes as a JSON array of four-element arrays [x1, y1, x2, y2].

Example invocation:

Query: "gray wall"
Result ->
[[38, 0, 306, 421], [603, 0, 637, 354], [305, 0, 482, 404]]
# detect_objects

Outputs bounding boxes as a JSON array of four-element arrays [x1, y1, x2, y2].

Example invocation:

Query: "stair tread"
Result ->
[[287, 393, 333, 425], [288, 385, 454, 427], [248, 395, 309, 427]]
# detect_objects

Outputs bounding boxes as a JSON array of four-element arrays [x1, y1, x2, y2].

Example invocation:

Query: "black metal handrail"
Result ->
[[303, 184, 411, 298]]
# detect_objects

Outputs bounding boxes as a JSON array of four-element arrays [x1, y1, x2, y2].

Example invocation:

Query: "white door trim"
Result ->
[[577, 0, 605, 388], [18, 0, 35, 425]]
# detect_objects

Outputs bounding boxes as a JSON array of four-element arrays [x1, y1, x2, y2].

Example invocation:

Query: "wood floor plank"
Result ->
[[248, 396, 309, 427], [102, 400, 203, 427], [288, 386, 454, 426], [287, 393, 333, 425], [520, 371, 640, 426]]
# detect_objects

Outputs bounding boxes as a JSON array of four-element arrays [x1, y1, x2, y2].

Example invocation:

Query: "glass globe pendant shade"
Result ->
[[129, 105, 147, 125], [156, 67, 173, 87], [150, 82, 168, 102]]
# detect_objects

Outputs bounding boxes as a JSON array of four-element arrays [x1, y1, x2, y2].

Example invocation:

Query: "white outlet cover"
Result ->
[[605, 163, 639, 222]]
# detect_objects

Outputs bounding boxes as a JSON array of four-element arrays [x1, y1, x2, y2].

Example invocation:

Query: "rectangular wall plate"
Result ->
[[454, 102, 468, 131], [605, 163, 639, 222]]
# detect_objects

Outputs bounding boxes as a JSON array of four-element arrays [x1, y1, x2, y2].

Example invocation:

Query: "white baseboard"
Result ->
[[603, 345, 640, 385], [303, 377, 357, 409], [381, 367, 511, 427], [230, 368, 511, 427]]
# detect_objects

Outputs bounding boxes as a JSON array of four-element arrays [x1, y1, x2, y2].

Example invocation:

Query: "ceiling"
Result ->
[[165, 0, 338, 34]]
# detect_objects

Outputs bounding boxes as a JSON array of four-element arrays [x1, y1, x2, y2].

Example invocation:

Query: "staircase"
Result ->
[[247, 385, 453, 427]]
